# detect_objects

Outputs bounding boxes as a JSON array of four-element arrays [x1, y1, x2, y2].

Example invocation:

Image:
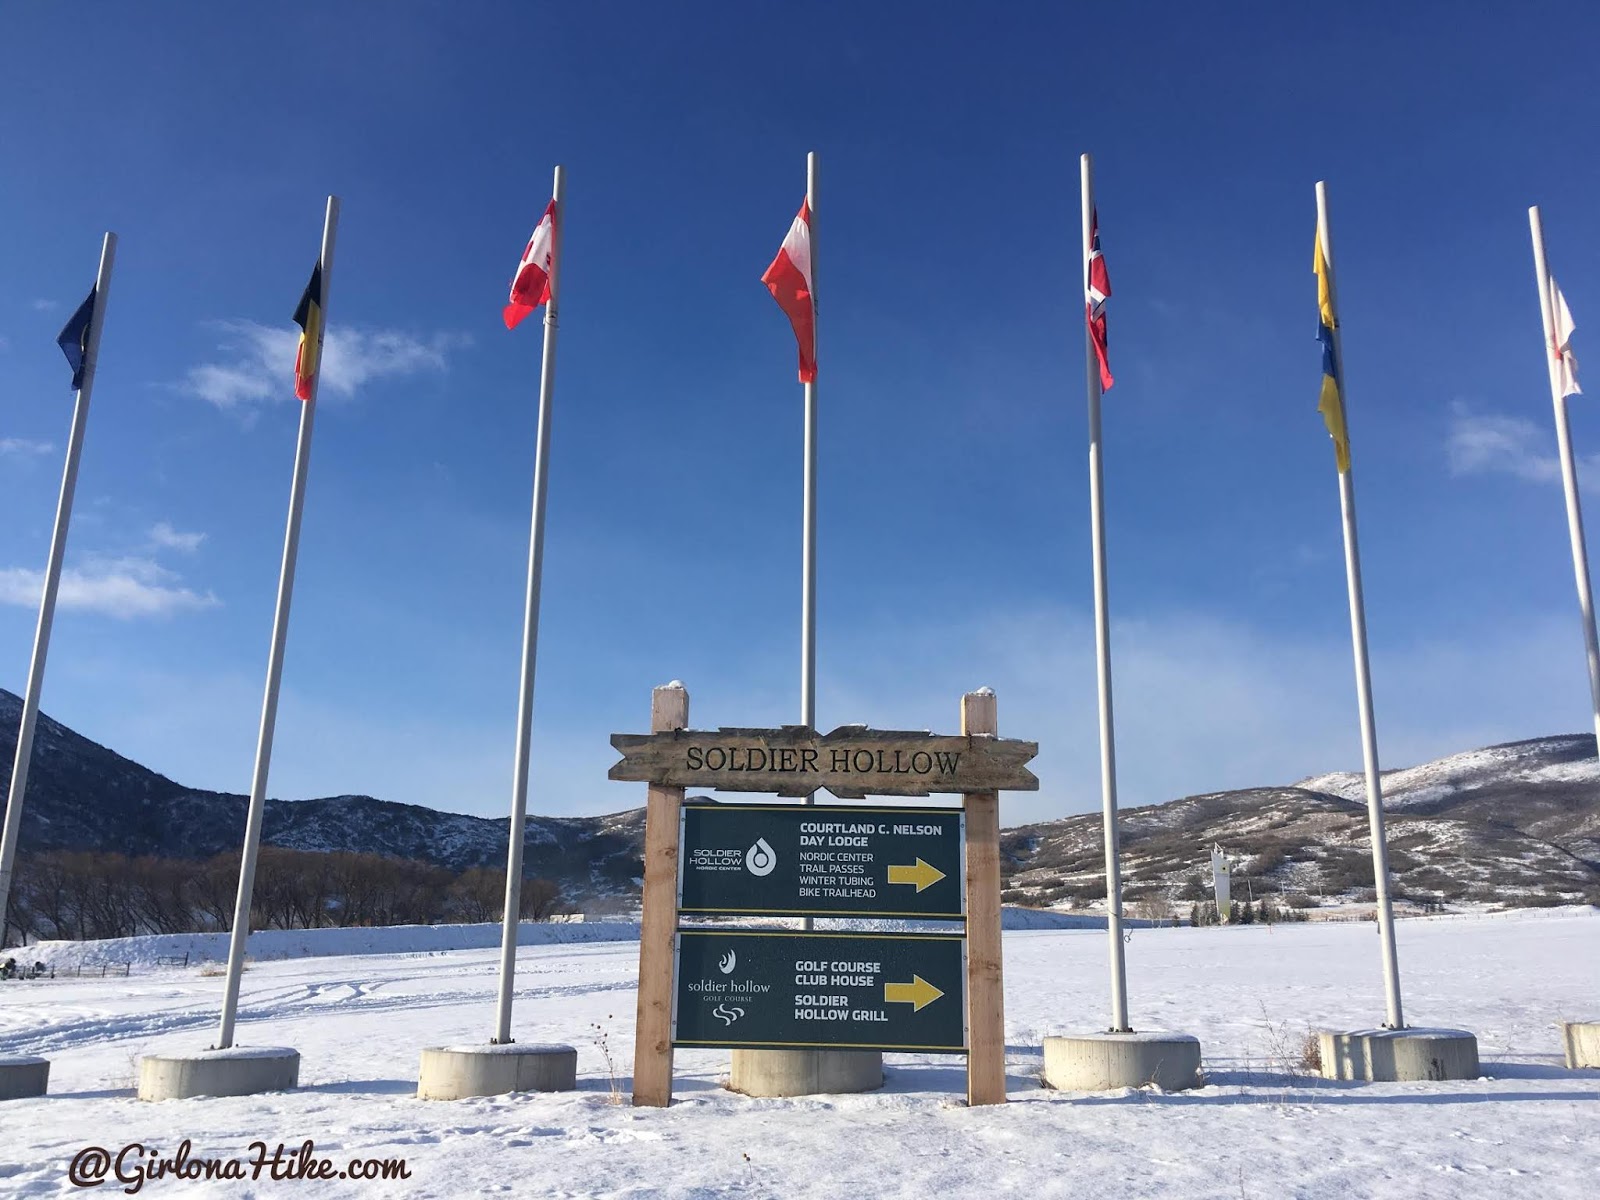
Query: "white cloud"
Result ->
[[0, 438, 55, 457], [1446, 404, 1600, 491], [30, 298, 59, 312], [182, 320, 467, 412], [0, 334, 10, 353], [148, 521, 206, 553], [0, 555, 219, 619]]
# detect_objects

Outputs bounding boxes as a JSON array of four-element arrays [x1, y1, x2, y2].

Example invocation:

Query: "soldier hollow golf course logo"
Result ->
[[684, 943, 772, 1027]]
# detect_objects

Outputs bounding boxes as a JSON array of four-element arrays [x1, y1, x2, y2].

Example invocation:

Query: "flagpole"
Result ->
[[801, 151, 818, 932], [1529, 207, 1600, 751], [0, 233, 116, 950], [493, 164, 566, 1044], [1081, 154, 1130, 1033], [802, 149, 818, 734], [1317, 180, 1404, 1030], [216, 197, 340, 1050]]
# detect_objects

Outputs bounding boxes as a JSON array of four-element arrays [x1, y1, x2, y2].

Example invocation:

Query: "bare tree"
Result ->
[[520, 877, 565, 922], [4, 845, 569, 940], [447, 866, 505, 923], [191, 852, 241, 931]]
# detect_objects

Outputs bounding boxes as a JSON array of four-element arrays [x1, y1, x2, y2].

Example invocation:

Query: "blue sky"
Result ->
[[4, 2, 1600, 827]]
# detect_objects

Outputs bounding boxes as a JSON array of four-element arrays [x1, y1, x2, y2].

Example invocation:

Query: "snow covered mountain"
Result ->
[[4, 687, 1597, 909], [1003, 736, 1600, 911], [0, 688, 644, 897]]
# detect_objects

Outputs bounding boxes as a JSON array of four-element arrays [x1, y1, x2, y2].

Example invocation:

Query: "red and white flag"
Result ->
[[762, 199, 816, 383], [504, 200, 557, 330], [1086, 209, 1113, 392]]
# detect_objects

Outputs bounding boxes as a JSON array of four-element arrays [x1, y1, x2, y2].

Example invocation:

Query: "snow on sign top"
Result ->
[[608, 724, 1039, 799]]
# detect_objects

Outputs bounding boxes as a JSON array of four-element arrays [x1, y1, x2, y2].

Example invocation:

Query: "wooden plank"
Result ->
[[609, 724, 1038, 798], [962, 689, 1007, 1107], [631, 682, 688, 1107]]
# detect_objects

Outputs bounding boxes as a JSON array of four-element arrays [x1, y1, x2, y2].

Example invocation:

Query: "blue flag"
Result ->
[[56, 288, 96, 391]]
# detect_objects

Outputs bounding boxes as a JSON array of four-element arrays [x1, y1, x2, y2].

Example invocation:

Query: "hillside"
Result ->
[[5, 687, 1598, 910], [1002, 735, 1600, 912], [0, 688, 644, 899]]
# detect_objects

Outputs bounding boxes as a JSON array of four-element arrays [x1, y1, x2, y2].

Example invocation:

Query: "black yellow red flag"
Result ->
[[292, 263, 324, 401]]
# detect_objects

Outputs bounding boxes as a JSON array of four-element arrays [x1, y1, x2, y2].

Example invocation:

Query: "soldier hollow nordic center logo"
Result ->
[[745, 837, 777, 876]]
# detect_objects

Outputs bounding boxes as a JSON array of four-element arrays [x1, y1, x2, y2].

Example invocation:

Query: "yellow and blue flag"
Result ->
[[56, 288, 96, 391], [1314, 231, 1350, 473]]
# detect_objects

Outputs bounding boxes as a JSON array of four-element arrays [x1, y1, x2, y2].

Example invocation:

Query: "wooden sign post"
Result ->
[[625, 684, 1029, 1108], [961, 688, 1005, 1106], [631, 682, 688, 1108]]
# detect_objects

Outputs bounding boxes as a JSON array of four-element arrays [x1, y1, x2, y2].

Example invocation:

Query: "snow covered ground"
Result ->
[[19, 920, 644, 972], [16, 907, 1135, 972], [1, 909, 1596, 1198]]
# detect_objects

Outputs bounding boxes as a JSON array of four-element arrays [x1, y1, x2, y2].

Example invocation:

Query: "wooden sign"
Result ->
[[629, 686, 1012, 1109], [609, 724, 1038, 799]]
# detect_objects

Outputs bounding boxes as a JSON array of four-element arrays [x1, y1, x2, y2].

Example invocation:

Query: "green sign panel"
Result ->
[[673, 929, 967, 1053], [677, 804, 965, 919]]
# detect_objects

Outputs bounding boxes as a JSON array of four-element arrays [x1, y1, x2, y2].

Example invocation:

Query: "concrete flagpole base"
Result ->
[[1041, 1032, 1203, 1092], [0, 1056, 50, 1100], [138, 1047, 299, 1101], [416, 1044, 577, 1100], [1317, 1028, 1479, 1082], [728, 1049, 883, 1097], [1560, 1021, 1600, 1069]]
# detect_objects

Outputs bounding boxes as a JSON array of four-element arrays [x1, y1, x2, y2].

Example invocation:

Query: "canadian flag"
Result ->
[[504, 200, 557, 330], [762, 199, 816, 383]]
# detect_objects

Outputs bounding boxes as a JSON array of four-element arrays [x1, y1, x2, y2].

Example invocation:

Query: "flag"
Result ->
[[1210, 844, 1233, 924], [504, 200, 557, 330], [1314, 229, 1351, 473], [1551, 278, 1581, 399], [1086, 210, 1113, 391], [56, 288, 96, 391], [762, 199, 815, 383], [292, 262, 324, 402]]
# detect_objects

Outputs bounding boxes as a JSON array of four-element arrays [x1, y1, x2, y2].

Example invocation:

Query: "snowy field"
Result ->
[[1, 909, 1596, 1199]]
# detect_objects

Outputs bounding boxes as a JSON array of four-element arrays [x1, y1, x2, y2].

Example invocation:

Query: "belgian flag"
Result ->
[[292, 262, 324, 401]]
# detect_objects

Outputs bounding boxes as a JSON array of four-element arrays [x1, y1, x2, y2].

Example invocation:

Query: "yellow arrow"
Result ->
[[886, 858, 947, 892], [884, 975, 945, 1012]]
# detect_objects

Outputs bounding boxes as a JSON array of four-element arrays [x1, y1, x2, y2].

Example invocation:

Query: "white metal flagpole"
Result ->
[[1317, 180, 1404, 1030], [1529, 206, 1600, 751], [801, 151, 818, 933], [1081, 154, 1131, 1033], [493, 164, 566, 1044], [802, 150, 818, 734], [0, 233, 116, 949], [217, 197, 340, 1049]]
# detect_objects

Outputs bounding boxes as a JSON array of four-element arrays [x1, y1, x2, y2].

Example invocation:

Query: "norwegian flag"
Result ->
[[503, 200, 557, 330], [1086, 209, 1113, 392]]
